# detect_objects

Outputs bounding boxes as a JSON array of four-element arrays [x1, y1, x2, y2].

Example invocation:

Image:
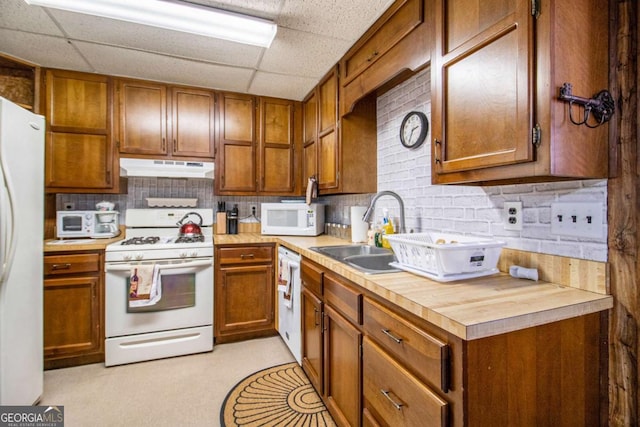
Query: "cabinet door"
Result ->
[[258, 97, 295, 194], [302, 90, 318, 182], [44, 276, 101, 360], [317, 68, 339, 190], [45, 70, 116, 191], [431, 0, 534, 177], [324, 304, 362, 427], [216, 93, 256, 193], [215, 264, 274, 338], [171, 87, 215, 158], [117, 79, 167, 155], [302, 286, 324, 394]]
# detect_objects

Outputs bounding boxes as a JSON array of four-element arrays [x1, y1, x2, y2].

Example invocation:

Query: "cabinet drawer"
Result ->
[[324, 274, 362, 325], [363, 337, 448, 427], [44, 253, 100, 276], [342, 0, 423, 84], [217, 245, 273, 264], [301, 259, 323, 297], [364, 297, 449, 392]]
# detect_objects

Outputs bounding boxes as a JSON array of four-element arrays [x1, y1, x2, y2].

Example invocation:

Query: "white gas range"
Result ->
[[104, 208, 214, 366]]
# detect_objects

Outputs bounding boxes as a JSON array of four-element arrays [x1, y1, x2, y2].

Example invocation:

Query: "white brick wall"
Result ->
[[376, 68, 608, 262]]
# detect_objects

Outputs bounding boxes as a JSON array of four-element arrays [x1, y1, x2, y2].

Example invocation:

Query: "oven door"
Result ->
[[105, 258, 213, 338]]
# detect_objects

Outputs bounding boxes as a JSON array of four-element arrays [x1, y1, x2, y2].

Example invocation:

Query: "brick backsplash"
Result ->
[[58, 67, 608, 262]]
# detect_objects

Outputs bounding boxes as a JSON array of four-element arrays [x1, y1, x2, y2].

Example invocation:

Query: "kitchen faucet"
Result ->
[[362, 190, 406, 234]]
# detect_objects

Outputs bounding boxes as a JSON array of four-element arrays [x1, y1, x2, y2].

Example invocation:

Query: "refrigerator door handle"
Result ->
[[0, 154, 17, 285]]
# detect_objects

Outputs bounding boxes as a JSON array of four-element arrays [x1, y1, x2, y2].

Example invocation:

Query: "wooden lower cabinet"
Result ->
[[43, 252, 104, 369], [214, 244, 277, 343], [301, 256, 605, 426]]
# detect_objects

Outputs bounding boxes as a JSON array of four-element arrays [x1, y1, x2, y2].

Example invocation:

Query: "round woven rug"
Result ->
[[220, 362, 336, 427]]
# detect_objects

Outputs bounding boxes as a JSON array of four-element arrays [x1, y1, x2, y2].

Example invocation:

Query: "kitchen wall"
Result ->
[[58, 67, 608, 262]]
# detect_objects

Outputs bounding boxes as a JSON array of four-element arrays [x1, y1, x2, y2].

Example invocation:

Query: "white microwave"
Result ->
[[261, 203, 324, 236]]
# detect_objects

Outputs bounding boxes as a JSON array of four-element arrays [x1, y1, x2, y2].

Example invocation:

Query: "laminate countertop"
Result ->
[[215, 233, 613, 340], [44, 234, 125, 253]]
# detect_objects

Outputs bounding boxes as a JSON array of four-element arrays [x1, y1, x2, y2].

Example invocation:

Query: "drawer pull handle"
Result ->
[[51, 263, 71, 271], [314, 307, 320, 327], [381, 329, 403, 343], [240, 254, 255, 259], [380, 389, 403, 410]]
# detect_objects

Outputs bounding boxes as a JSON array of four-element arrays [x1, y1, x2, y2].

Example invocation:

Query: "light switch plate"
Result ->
[[551, 202, 604, 238]]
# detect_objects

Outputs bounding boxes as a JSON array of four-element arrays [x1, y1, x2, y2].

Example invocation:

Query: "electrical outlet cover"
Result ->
[[551, 202, 604, 238], [504, 201, 523, 231]]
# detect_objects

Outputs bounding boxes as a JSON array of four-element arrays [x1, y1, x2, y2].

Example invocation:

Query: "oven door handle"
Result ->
[[105, 259, 212, 272]]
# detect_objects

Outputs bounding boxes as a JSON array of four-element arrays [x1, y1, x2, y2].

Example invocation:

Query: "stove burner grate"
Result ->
[[121, 236, 161, 246], [176, 235, 205, 244]]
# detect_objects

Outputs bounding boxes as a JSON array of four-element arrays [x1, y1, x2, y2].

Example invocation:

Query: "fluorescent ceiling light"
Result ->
[[24, 0, 277, 47]]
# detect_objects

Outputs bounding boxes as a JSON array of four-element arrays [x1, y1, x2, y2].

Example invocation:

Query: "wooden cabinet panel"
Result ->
[[171, 87, 215, 158], [117, 80, 167, 155], [363, 337, 449, 427], [317, 68, 339, 191], [43, 251, 104, 369], [258, 97, 296, 194], [214, 244, 276, 343], [47, 70, 108, 131], [323, 305, 362, 427], [44, 253, 100, 276], [302, 91, 318, 182], [301, 257, 323, 297], [302, 286, 324, 394], [342, 0, 423, 85], [324, 274, 362, 326], [44, 276, 100, 358], [215, 265, 274, 333], [44, 69, 119, 193], [217, 245, 273, 265], [433, 0, 532, 174], [432, 0, 610, 184], [216, 93, 256, 194], [364, 297, 449, 393]]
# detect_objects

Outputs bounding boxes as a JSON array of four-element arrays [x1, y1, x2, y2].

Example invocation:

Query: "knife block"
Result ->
[[215, 212, 227, 234]]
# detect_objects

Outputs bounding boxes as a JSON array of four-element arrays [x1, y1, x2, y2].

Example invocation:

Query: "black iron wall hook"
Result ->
[[558, 82, 615, 128]]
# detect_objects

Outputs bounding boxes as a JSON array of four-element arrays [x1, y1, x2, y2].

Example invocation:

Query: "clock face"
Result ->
[[400, 111, 428, 149]]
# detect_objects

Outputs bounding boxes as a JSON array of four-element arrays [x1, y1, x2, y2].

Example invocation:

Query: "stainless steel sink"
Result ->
[[309, 245, 400, 274]]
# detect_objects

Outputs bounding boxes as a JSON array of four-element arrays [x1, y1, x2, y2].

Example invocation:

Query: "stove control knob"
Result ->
[[134, 253, 144, 260], [123, 254, 132, 261], [179, 252, 188, 258], [190, 251, 199, 257]]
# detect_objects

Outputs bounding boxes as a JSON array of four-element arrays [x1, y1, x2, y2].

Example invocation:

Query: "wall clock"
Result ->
[[399, 111, 428, 149]]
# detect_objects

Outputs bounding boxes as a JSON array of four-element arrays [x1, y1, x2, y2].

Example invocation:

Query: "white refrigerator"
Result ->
[[0, 97, 44, 405]]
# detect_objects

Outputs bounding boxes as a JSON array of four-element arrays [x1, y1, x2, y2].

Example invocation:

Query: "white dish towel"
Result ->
[[278, 258, 292, 309]]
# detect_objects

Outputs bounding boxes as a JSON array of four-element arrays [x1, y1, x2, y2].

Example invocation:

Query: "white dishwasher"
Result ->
[[277, 246, 301, 364]]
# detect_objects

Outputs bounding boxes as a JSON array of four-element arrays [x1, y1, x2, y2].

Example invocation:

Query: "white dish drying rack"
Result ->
[[385, 233, 506, 282]]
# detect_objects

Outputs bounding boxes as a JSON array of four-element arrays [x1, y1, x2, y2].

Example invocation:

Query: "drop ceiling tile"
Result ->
[[259, 27, 351, 79], [250, 71, 317, 101], [73, 41, 253, 93], [0, 0, 64, 36], [187, 0, 283, 20], [0, 29, 91, 71], [48, 9, 263, 68], [278, 0, 394, 41]]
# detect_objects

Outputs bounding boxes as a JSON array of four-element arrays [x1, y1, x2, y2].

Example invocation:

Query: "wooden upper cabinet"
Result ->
[[432, 0, 533, 175], [116, 79, 215, 159], [302, 91, 318, 183], [44, 69, 120, 193], [117, 79, 167, 155], [171, 87, 215, 158], [258, 97, 296, 194], [432, 0, 610, 185], [317, 67, 339, 191], [216, 92, 256, 194], [339, 0, 431, 116]]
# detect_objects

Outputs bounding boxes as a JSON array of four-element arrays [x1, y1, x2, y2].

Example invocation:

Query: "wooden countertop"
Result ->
[[44, 233, 125, 252], [215, 233, 613, 340]]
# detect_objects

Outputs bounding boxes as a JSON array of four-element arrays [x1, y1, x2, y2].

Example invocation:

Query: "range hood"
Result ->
[[119, 158, 214, 179]]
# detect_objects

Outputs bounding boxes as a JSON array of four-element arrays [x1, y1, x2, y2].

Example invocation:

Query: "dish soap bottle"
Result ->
[[381, 209, 394, 249]]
